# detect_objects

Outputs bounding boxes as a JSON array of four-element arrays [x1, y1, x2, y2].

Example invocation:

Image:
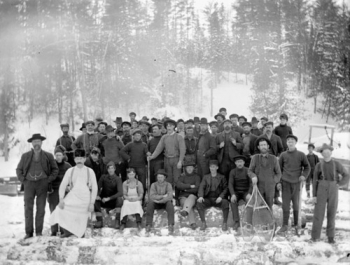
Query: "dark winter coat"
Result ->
[[197, 131, 217, 158], [98, 174, 123, 200], [16, 149, 59, 183], [176, 172, 201, 198], [216, 131, 243, 163], [52, 161, 71, 189], [228, 167, 252, 195], [273, 124, 293, 151], [72, 132, 102, 156], [242, 132, 258, 156], [120, 140, 148, 168], [84, 156, 107, 182], [255, 134, 284, 157], [121, 134, 133, 146], [99, 137, 124, 165], [148, 135, 164, 161], [198, 173, 228, 198], [56, 134, 75, 152]]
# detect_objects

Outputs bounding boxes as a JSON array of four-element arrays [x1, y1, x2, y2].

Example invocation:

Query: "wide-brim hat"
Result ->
[[251, 117, 259, 123], [233, 155, 246, 162], [27, 133, 46, 143], [156, 169, 167, 177], [229, 113, 239, 119], [214, 113, 225, 120], [113, 117, 123, 123], [74, 149, 86, 158], [164, 119, 177, 128], [151, 117, 158, 121], [286, 134, 298, 142], [79, 123, 86, 131], [85, 120, 95, 126], [142, 116, 149, 121], [200, 117, 208, 124], [255, 137, 272, 149], [121, 121, 132, 127], [260, 116, 268, 121], [316, 143, 334, 153]]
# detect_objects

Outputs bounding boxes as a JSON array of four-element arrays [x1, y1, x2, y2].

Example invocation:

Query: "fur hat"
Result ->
[[74, 149, 86, 158]]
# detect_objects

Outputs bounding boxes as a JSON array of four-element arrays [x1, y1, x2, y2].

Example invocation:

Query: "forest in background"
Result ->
[[0, 0, 349, 160]]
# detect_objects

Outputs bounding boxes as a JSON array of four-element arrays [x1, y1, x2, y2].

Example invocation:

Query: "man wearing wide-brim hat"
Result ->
[[148, 119, 186, 187], [72, 120, 102, 157], [176, 158, 201, 230], [311, 143, 349, 244], [16, 133, 59, 240]]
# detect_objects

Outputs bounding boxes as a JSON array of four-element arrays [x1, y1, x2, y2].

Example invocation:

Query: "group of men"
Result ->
[[16, 107, 349, 243]]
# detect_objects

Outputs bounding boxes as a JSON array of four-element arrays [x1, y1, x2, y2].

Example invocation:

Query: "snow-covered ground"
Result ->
[[0, 190, 349, 264]]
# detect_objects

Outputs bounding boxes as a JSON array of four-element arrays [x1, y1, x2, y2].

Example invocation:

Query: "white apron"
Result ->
[[120, 186, 144, 220], [50, 168, 92, 237]]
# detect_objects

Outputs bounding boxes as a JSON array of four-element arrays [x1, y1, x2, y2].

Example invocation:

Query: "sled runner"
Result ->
[[241, 185, 275, 242]]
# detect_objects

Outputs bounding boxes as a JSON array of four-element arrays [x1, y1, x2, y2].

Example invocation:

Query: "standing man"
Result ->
[[193, 117, 201, 138], [120, 129, 149, 200], [219, 107, 227, 118], [16, 133, 59, 239], [56, 123, 75, 166], [214, 113, 225, 133], [72, 120, 101, 157], [216, 119, 243, 180], [97, 121, 108, 136], [197, 118, 217, 179], [139, 120, 151, 144], [251, 117, 262, 136], [184, 125, 198, 165], [229, 114, 244, 135], [209, 121, 219, 137], [129, 112, 137, 123], [306, 143, 320, 198], [238, 116, 247, 127], [151, 117, 158, 126], [311, 143, 349, 243], [255, 122, 284, 157], [84, 147, 106, 183], [248, 137, 282, 211], [148, 119, 186, 187], [197, 160, 229, 231], [148, 124, 164, 184], [121, 121, 133, 146], [273, 114, 293, 151], [99, 125, 124, 175], [49, 145, 71, 236], [241, 122, 258, 168], [113, 117, 123, 130], [176, 119, 186, 138], [277, 135, 310, 234]]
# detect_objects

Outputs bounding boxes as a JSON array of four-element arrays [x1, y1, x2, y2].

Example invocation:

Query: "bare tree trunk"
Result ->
[[4, 122, 9, 162]]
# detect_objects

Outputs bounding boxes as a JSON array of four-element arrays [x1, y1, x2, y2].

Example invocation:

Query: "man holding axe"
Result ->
[[277, 135, 310, 234]]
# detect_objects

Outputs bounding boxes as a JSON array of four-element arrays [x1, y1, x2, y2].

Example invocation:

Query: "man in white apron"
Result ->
[[50, 149, 97, 238]]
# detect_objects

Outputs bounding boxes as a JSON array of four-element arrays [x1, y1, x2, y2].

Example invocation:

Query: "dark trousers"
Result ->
[[146, 201, 174, 226], [197, 153, 210, 179], [23, 178, 48, 235], [306, 168, 314, 191], [257, 182, 275, 211], [312, 180, 338, 239], [219, 156, 234, 181], [119, 162, 128, 182], [281, 181, 300, 226], [48, 188, 60, 235], [230, 192, 248, 222], [121, 214, 142, 224], [164, 157, 181, 185], [66, 153, 76, 167], [197, 197, 229, 223], [150, 160, 164, 185], [95, 197, 124, 213]]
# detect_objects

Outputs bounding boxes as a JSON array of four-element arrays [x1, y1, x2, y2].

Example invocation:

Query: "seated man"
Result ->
[[197, 160, 229, 231], [229, 155, 252, 231], [94, 161, 123, 229], [146, 169, 175, 234], [176, 159, 201, 230]]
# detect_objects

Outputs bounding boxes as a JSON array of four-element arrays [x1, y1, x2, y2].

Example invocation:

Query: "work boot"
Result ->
[[200, 222, 207, 231], [137, 222, 142, 231], [146, 225, 151, 233], [168, 225, 174, 235], [190, 223, 197, 230], [120, 223, 125, 231], [23, 234, 33, 240], [278, 225, 288, 234], [274, 198, 282, 206], [328, 237, 336, 244], [180, 210, 188, 217], [232, 221, 240, 231], [307, 191, 310, 198], [222, 223, 228, 232], [94, 220, 103, 229]]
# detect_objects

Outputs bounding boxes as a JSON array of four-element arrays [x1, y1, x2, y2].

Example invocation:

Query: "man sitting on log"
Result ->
[[176, 159, 201, 230], [197, 160, 229, 231], [229, 155, 252, 231]]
